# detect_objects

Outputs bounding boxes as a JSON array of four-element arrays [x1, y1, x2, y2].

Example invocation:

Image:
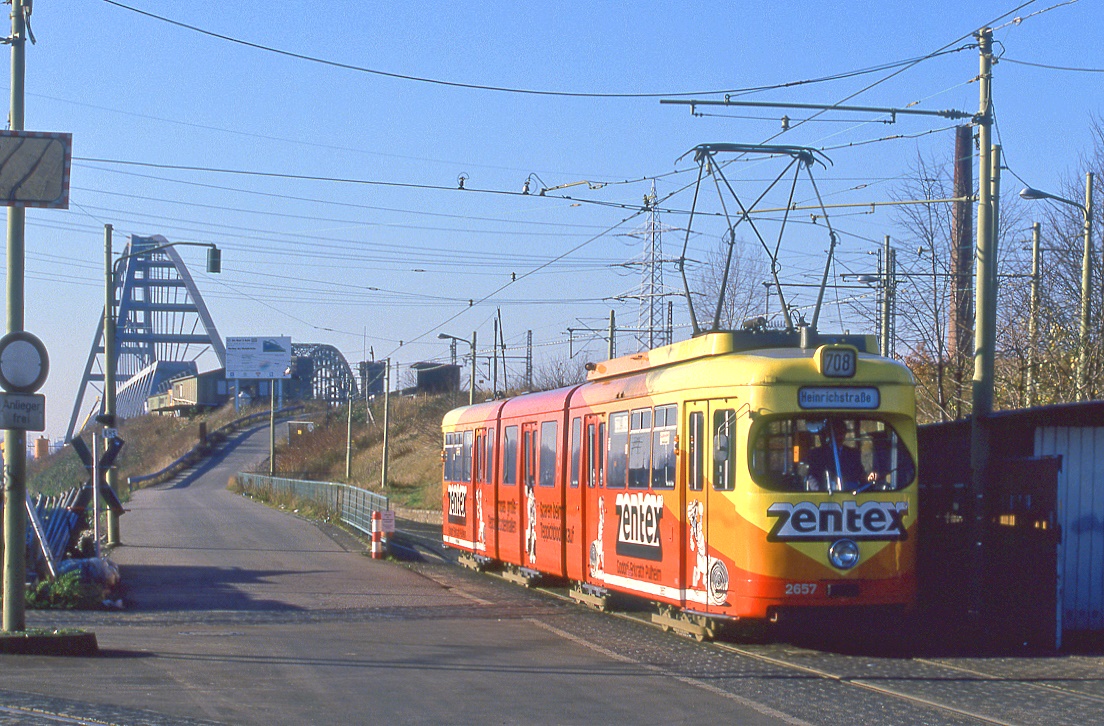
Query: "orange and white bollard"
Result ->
[[371, 510, 383, 559]]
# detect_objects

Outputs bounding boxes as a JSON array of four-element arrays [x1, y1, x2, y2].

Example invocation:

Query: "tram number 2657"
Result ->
[[785, 582, 818, 596]]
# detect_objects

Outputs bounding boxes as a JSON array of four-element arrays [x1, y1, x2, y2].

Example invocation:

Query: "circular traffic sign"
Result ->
[[0, 331, 49, 393]]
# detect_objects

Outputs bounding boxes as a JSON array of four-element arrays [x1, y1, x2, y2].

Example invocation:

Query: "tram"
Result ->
[[442, 328, 917, 639]]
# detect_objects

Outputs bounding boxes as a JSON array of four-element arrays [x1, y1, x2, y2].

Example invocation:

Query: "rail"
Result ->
[[128, 405, 304, 488], [236, 473, 389, 537]]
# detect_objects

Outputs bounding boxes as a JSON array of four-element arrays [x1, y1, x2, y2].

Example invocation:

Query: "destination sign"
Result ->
[[798, 386, 879, 410]]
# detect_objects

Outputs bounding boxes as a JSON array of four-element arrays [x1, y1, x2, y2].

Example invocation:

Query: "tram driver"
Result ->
[[799, 418, 877, 492]]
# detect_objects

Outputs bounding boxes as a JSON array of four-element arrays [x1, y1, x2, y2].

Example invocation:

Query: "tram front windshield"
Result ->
[[750, 416, 915, 493]]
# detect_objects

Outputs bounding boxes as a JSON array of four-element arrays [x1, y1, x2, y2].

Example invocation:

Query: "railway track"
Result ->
[[398, 523, 1101, 726]]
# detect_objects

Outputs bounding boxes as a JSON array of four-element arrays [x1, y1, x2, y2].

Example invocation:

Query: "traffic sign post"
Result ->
[[70, 435, 126, 516], [0, 392, 44, 430]]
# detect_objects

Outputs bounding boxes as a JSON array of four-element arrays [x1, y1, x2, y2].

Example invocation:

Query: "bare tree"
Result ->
[[532, 352, 588, 391], [690, 236, 769, 330]]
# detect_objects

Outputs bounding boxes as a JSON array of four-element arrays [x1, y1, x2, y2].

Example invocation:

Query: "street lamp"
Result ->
[[103, 227, 221, 542], [1020, 172, 1094, 401], [438, 331, 476, 405]]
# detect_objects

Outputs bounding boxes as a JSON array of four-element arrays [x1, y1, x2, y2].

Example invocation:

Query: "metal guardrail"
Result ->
[[128, 405, 304, 488], [236, 473, 389, 537]]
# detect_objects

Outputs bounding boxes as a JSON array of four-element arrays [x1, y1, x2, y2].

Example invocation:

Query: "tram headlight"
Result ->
[[828, 539, 860, 570]]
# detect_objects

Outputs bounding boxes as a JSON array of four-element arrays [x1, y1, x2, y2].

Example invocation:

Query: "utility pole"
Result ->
[[492, 317, 499, 397], [345, 393, 353, 481], [3, 0, 28, 633], [1080, 172, 1094, 401], [1027, 222, 1040, 407], [525, 330, 533, 390], [269, 382, 276, 476], [608, 310, 616, 359], [880, 236, 891, 358], [497, 309, 508, 394], [469, 331, 477, 405], [969, 26, 995, 639], [381, 360, 390, 489], [103, 224, 120, 545]]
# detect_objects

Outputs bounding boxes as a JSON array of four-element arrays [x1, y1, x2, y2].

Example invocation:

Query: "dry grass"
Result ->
[[29, 403, 250, 497], [30, 394, 451, 514], [273, 393, 452, 511]]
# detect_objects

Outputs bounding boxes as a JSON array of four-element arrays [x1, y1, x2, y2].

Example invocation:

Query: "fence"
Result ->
[[128, 405, 303, 489], [236, 473, 389, 537]]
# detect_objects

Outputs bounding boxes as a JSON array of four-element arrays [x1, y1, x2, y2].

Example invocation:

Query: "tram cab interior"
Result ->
[[751, 415, 916, 494]]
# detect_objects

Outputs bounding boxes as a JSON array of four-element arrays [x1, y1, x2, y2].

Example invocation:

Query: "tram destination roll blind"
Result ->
[[797, 387, 879, 409]]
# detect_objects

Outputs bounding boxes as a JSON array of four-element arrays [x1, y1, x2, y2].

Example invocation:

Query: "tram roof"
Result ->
[[585, 330, 877, 382]]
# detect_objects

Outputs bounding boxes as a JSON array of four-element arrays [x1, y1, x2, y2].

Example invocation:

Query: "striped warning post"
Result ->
[[371, 510, 383, 559]]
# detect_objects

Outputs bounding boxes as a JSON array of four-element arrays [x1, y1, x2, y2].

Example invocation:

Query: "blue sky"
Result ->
[[7, 0, 1103, 438]]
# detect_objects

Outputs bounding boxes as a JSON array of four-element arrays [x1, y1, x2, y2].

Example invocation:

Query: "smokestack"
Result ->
[[948, 125, 974, 360]]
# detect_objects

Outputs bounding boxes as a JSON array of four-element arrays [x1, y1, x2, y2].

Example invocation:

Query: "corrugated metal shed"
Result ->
[[1036, 426, 1104, 636]]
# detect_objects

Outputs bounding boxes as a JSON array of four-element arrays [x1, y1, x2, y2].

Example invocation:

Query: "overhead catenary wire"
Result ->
[[45, 0, 1059, 379], [100, 0, 983, 100]]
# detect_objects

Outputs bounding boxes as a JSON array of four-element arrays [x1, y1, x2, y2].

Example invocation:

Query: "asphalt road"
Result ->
[[2, 427, 790, 725], [5, 425, 1103, 725]]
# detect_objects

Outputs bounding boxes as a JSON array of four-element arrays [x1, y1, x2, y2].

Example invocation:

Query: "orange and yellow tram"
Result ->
[[442, 329, 917, 637]]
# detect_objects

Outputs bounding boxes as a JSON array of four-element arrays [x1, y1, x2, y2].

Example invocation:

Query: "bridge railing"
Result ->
[[236, 473, 389, 537]]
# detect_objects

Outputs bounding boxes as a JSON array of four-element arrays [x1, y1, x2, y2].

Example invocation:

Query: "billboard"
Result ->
[[225, 336, 292, 379], [0, 131, 72, 208]]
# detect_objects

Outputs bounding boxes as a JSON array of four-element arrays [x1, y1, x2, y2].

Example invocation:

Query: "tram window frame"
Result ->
[[586, 422, 597, 488], [503, 426, 518, 485], [628, 407, 652, 489], [607, 411, 628, 489], [688, 411, 704, 491], [570, 417, 582, 488], [473, 429, 484, 484], [713, 409, 736, 491], [443, 433, 451, 480], [540, 421, 558, 487], [652, 404, 677, 489], [597, 422, 606, 487], [461, 430, 473, 483]]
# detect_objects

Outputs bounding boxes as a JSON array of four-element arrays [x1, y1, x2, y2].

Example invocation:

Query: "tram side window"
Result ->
[[652, 404, 677, 489], [473, 430, 484, 484], [540, 421, 558, 487], [461, 430, 473, 483], [628, 408, 652, 488], [484, 428, 495, 483], [445, 432, 462, 481], [749, 416, 917, 493], [444, 433, 452, 480], [503, 426, 518, 485], [570, 418, 581, 488], [523, 428, 535, 487], [607, 411, 628, 488], [586, 423, 597, 488], [713, 409, 736, 491], [688, 411, 704, 491]]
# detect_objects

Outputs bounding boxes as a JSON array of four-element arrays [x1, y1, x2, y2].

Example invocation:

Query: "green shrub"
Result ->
[[23, 572, 104, 610]]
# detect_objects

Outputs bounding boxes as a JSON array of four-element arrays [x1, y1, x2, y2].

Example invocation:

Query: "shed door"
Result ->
[[988, 456, 1060, 650]]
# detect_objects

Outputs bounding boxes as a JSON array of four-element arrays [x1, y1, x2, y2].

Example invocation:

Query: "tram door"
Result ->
[[571, 413, 604, 582], [683, 400, 735, 614], [520, 422, 539, 568]]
